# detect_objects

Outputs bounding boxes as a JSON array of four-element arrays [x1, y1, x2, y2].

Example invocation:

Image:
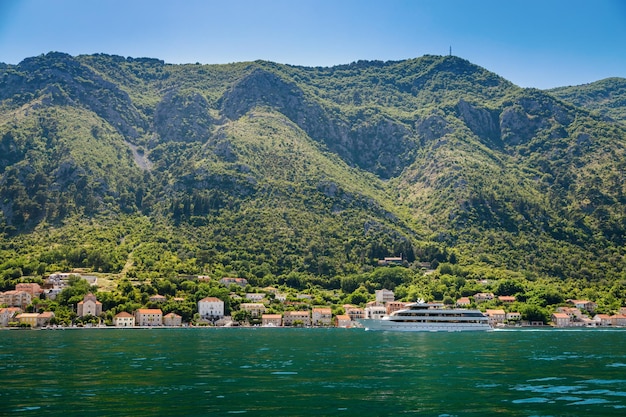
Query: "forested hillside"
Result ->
[[1, 52, 625, 304]]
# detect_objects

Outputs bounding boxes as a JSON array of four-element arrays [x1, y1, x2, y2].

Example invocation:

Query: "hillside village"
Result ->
[[2, 272, 626, 330]]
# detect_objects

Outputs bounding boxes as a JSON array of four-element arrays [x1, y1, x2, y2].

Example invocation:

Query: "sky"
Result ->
[[0, 0, 625, 89]]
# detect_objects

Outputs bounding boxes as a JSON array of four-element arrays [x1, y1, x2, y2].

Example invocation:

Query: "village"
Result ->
[[2, 272, 626, 330]]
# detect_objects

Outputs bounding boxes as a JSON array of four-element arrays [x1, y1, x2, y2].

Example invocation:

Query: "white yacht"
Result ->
[[359, 302, 491, 332]]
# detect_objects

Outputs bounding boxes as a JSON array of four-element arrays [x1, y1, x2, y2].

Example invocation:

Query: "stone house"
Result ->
[[149, 294, 167, 303], [498, 296, 516, 303], [552, 312, 571, 327], [506, 312, 522, 322], [611, 314, 626, 326], [335, 314, 352, 328], [283, 310, 310, 327], [312, 307, 332, 326], [473, 293, 495, 303], [245, 293, 265, 302], [456, 297, 471, 307], [0, 307, 21, 326], [37, 311, 55, 327], [163, 312, 182, 326], [135, 309, 163, 326], [567, 299, 598, 313], [262, 314, 282, 327], [240, 303, 266, 318], [594, 314, 612, 326], [485, 309, 506, 326], [219, 277, 248, 288]]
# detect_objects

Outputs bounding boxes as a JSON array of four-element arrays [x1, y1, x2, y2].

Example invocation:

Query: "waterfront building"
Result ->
[[506, 312, 522, 322], [37, 311, 55, 327], [335, 314, 352, 328], [312, 307, 332, 326], [15, 313, 40, 327], [283, 310, 310, 327], [364, 305, 387, 319], [485, 309, 506, 326], [135, 309, 163, 326], [114, 312, 135, 327], [0, 307, 21, 327], [163, 312, 182, 326], [344, 305, 364, 321], [262, 314, 282, 327], [611, 314, 626, 326], [552, 312, 570, 327], [198, 297, 225, 320]]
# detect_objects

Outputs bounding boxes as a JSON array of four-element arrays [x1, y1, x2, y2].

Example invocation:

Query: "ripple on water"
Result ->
[[512, 397, 552, 404]]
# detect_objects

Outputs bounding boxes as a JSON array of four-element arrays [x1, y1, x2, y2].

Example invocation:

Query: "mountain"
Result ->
[[1, 52, 625, 287], [549, 78, 626, 124]]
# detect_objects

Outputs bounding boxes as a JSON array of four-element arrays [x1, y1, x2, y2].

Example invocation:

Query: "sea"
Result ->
[[1, 328, 625, 416]]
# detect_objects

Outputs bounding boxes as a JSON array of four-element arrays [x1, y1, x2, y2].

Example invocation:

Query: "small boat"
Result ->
[[358, 302, 491, 332]]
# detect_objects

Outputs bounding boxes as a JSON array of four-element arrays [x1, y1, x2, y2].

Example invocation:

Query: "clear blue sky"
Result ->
[[0, 0, 625, 89]]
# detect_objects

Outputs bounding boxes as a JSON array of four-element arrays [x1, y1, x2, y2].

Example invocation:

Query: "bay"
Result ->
[[1, 328, 626, 416]]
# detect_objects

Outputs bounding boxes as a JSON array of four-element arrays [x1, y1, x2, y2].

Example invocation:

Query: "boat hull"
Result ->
[[358, 319, 492, 332]]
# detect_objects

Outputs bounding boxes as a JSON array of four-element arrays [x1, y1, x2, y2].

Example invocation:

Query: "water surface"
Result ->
[[1, 328, 625, 416]]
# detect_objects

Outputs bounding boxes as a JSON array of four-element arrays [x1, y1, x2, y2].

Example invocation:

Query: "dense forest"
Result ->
[[1, 52, 625, 319]]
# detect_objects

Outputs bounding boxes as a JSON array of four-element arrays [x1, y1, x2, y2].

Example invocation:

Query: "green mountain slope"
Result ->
[[1, 52, 625, 287], [548, 77, 626, 123]]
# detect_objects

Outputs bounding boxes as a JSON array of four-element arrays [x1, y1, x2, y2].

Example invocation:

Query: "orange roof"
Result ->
[[136, 309, 162, 314], [115, 312, 133, 318]]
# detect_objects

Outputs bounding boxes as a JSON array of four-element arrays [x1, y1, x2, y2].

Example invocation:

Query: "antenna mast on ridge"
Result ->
[[449, 46, 452, 56]]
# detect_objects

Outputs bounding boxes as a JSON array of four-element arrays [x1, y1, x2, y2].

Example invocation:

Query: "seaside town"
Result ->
[[2, 271, 626, 330]]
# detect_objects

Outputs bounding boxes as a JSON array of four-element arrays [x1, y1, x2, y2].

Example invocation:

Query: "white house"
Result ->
[[114, 311, 135, 327], [198, 297, 225, 320]]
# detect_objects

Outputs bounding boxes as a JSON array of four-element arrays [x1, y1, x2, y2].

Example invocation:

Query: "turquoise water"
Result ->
[[1, 328, 626, 416]]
